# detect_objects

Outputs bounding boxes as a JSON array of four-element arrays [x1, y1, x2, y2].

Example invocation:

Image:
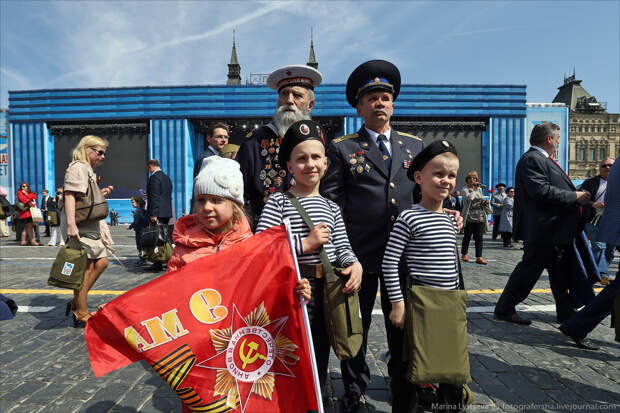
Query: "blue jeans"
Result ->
[[585, 222, 616, 276]]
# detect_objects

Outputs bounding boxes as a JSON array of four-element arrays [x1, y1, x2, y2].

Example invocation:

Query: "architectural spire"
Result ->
[[307, 27, 318, 69], [227, 29, 241, 85]]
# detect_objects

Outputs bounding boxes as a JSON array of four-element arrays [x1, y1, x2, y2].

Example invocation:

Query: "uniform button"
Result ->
[[389, 182, 395, 188], [391, 198, 396, 205], [390, 215, 395, 222]]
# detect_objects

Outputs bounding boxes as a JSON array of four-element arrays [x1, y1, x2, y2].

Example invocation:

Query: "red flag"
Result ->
[[86, 226, 319, 413]]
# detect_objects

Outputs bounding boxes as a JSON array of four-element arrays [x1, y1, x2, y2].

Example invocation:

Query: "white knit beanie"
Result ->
[[194, 156, 244, 205]]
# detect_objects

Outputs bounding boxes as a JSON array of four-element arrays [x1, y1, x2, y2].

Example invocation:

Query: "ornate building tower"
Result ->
[[226, 30, 241, 86], [307, 28, 318, 69], [553, 71, 619, 178]]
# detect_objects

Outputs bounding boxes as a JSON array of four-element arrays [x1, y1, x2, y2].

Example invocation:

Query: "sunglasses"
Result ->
[[90, 147, 106, 156], [600, 164, 612, 168]]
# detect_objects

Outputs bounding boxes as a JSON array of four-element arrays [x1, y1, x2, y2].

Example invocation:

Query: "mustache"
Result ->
[[372, 108, 388, 116]]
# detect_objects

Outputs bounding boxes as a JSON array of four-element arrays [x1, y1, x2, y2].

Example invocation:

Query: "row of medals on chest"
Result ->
[[349, 141, 414, 175], [260, 137, 286, 188]]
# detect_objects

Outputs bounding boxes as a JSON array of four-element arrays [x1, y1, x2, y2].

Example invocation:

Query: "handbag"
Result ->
[[405, 237, 471, 385], [74, 169, 109, 223], [16, 201, 29, 212], [46, 211, 59, 226], [144, 242, 173, 264], [30, 206, 44, 223], [284, 192, 363, 360], [140, 222, 168, 249], [47, 244, 88, 290]]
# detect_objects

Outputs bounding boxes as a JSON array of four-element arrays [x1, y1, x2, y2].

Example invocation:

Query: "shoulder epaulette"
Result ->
[[245, 131, 253, 139], [398, 132, 422, 141], [332, 133, 358, 144]]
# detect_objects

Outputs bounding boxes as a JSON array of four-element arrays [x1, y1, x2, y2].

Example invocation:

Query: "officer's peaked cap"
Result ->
[[346, 59, 401, 107]]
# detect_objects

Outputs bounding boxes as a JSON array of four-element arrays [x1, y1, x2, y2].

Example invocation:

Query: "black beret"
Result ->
[[279, 120, 326, 169], [346, 59, 401, 107], [407, 139, 458, 181]]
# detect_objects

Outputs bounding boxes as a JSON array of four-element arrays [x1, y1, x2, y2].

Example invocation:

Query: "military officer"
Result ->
[[237, 64, 322, 225], [322, 60, 455, 413]]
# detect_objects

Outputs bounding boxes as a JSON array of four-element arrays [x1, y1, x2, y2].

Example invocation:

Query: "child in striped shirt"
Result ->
[[257, 120, 363, 407], [382, 139, 465, 411]]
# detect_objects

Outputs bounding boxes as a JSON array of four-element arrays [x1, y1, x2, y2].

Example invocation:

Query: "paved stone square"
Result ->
[[1, 226, 619, 412]]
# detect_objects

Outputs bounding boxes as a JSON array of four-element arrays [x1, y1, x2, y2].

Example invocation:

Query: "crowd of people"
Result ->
[[2, 58, 617, 413]]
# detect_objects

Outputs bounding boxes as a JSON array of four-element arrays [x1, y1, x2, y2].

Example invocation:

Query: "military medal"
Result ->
[[261, 139, 269, 149], [350, 158, 357, 165], [268, 169, 277, 178], [356, 165, 363, 174], [264, 178, 271, 186], [261, 149, 268, 156], [365, 164, 371, 172], [268, 147, 275, 154], [361, 142, 369, 148], [403, 160, 411, 169], [274, 177, 282, 187], [259, 170, 267, 180], [279, 170, 286, 177]]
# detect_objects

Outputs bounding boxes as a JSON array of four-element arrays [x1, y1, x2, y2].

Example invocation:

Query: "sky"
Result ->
[[1, 0, 619, 112]]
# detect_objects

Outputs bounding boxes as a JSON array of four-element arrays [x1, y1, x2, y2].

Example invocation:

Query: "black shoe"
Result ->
[[572, 337, 599, 350], [494, 312, 531, 325], [341, 396, 374, 413], [149, 262, 164, 271], [135, 258, 147, 267]]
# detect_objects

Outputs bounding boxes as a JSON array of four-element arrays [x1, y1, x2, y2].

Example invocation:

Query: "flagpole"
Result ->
[[283, 218, 324, 413]]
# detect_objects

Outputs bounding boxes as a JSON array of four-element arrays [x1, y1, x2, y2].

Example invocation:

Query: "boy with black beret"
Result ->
[[256, 120, 363, 409], [382, 139, 467, 411]]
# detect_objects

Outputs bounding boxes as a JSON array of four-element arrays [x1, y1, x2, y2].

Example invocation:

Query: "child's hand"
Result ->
[[390, 301, 406, 329], [295, 278, 311, 301], [340, 261, 363, 294], [301, 222, 330, 253], [444, 209, 463, 232]]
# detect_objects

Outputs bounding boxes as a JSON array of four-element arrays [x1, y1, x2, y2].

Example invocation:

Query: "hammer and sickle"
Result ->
[[239, 338, 267, 369]]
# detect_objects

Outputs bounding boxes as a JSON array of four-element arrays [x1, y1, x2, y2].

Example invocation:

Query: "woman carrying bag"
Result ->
[[61, 135, 114, 327], [16, 182, 39, 246], [460, 171, 489, 265], [47, 189, 65, 247]]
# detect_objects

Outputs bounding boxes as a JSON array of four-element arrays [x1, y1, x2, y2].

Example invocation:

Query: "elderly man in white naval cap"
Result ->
[[237, 64, 322, 224]]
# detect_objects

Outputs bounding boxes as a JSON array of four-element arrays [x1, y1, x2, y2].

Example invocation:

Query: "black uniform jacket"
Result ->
[[237, 125, 292, 222], [146, 170, 173, 219], [512, 148, 579, 245], [320, 126, 423, 273]]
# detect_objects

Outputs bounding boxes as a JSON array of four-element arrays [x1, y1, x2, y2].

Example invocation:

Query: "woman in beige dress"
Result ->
[[62, 135, 114, 327]]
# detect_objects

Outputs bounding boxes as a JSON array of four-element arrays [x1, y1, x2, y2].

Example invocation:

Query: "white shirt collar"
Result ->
[[364, 126, 391, 144], [531, 145, 550, 158]]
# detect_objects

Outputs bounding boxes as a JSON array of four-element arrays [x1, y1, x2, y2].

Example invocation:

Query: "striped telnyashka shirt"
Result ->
[[382, 204, 459, 302], [256, 192, 357, 267]]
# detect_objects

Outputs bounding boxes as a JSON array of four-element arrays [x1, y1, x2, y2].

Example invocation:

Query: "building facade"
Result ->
[[552, 73, 620, 178]]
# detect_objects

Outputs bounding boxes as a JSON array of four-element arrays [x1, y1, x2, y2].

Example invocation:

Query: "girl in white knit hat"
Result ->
[[166, 156, 310, 299]]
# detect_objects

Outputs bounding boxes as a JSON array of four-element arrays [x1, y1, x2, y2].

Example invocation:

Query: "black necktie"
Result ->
[[377, 134, 391, 170]]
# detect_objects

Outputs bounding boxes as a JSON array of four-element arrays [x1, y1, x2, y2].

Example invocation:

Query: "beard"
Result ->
[[273, 104, 311, 137]]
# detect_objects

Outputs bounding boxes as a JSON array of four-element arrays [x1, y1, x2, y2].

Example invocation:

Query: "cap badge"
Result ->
[[374, 77, 380, 83], [299, 123, 310, 135], [441, 140, 450, 147], [286, 70, 292, 76]]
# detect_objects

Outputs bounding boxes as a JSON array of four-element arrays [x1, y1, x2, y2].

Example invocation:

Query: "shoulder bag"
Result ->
[[30, 206, 44, 223], [405, 222, 471, 385], [15, 201, 29, 212], [74, 169, 109, 223], [48, 244, 88, 290], [284, 192, 363, 360], [46, 210, 59, 226]]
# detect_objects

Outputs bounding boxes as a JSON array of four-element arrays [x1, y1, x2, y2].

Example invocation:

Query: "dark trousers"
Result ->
[[561, 251, 620, 340], [492, 214, 501, 239], [304, 276, 330, 402], [501, 232, 513, 247], [42, 211, 50, 236], [340, 270, 378, 405], [496, 242, 575, 322], [461, 222, 484, 257]]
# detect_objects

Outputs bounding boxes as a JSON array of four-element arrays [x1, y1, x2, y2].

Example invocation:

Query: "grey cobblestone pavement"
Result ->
[[1, 227, 619, 413]]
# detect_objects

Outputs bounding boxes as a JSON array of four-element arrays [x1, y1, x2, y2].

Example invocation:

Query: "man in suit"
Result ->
[[190, 123, 230, 212], [494, 123, 591, 326], [41, 189, 51, 237], [192, 122, 230, 179], [560, 158, 620, 349], [321, 60, 427, 413], [237, 64, 322, 225], [146, 159, 173, 269], [579, 157, 615, 284]]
